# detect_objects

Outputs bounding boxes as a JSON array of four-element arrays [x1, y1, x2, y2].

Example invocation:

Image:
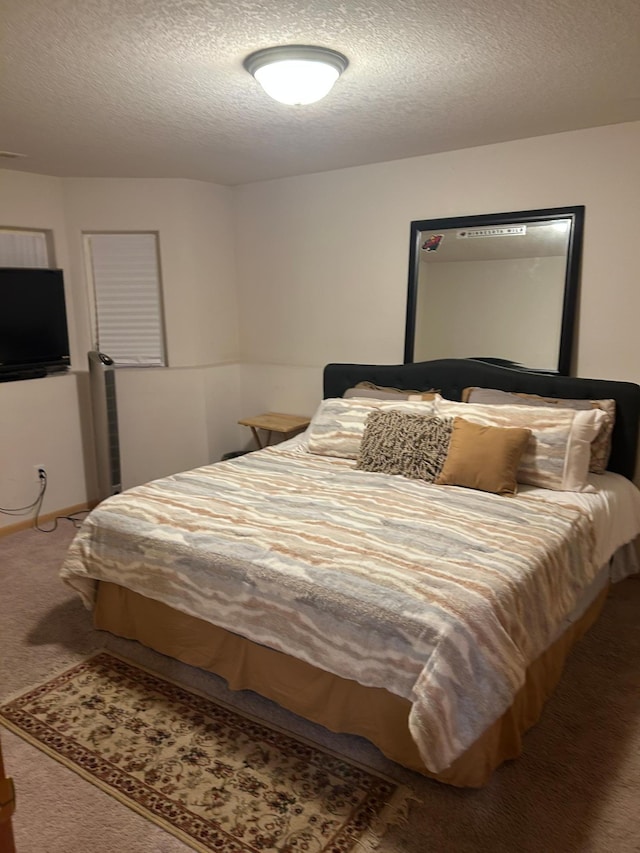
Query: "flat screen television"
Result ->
[[0, 267, 71, 381]]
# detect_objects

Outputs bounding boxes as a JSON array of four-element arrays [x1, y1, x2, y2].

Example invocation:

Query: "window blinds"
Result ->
[[86, 233, 166, 366], [0, 230, 49, 267]]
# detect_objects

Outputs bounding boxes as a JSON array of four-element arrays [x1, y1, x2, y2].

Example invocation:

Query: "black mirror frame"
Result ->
[[403, 205, 585, 375]]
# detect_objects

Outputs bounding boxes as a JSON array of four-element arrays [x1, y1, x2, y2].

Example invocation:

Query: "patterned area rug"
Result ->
[[0, 653, 412, 852]]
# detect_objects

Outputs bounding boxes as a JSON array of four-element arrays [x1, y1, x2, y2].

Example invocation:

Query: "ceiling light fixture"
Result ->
[[244, 45, 348, 106]]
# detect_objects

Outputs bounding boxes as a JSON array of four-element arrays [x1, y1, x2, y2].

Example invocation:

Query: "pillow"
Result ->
[[436, 417, 531, 496], [307, 396, 436, 459], [434, 395, 606, 492], [344, 381, 437, 401], [356, 411, 453, 482], [462, 387, 616, 474]]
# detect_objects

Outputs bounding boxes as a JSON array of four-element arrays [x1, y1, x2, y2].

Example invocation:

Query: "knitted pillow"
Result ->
[[356, 411, 453, 482]]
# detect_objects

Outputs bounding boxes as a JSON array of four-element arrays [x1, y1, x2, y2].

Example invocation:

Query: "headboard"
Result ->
[[323, 358, 640, 480]]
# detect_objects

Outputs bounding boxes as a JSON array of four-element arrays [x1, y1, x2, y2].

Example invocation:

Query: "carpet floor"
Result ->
[[1, 524, 640, 852]]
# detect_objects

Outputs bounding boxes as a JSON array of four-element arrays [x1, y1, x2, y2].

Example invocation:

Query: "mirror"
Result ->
[[404, 206, 585, 375]]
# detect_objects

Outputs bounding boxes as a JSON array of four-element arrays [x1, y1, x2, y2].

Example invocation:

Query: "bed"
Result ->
[[60, 358, 640, 787]]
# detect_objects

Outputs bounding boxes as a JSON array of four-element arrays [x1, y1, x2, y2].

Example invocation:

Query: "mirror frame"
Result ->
[[403, 205, 585, 375]]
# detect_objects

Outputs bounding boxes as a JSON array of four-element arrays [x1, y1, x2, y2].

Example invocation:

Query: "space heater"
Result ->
[[88, 350, 122, 500]]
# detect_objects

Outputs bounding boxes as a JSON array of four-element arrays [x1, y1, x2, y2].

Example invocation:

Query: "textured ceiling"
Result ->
[[1, 0, 639, 185]]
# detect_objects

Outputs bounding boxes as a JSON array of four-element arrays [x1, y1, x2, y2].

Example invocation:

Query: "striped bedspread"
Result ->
[[61, 441, 598, 772]]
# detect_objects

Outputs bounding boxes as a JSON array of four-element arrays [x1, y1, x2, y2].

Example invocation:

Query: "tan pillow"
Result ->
[[356, 411, 453, 482], [462, 387, 615, 474], [436, 417, 532, 496], [344, 381, 437, 401]]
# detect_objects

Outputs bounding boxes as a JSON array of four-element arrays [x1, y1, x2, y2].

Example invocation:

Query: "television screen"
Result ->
[[0, 267, 70, 377]]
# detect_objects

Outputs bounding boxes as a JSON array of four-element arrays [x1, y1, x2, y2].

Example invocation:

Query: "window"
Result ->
[[84, 232, 166, 366], [0, 229, 50, 267]]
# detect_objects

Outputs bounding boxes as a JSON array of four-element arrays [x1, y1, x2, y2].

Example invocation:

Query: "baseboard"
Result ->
[[0, 502, 97, 538]]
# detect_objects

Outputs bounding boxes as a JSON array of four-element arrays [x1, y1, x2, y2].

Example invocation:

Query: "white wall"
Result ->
[[0, 374, 87, 522], [0, 170, 91, 524], [114, 365, 243, 488], [238, 364, 324, 426], [234, 122, 640, 418], [61, 178, 245, 489], [0, 173, 244, 528], [61, 177, 240, 368]]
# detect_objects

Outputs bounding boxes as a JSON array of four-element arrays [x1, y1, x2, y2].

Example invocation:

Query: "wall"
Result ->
[[0, 173, 244, 529], [61, 178, 244, 489], [234, 122, 640, 422], [0, 170, 89, 525], [61, 178, 240, 369]]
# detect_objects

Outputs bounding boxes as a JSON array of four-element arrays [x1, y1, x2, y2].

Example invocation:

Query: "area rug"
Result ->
[[0, 652, 412, 852]]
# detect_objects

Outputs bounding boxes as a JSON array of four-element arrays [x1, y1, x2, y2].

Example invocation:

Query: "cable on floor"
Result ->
[[1, 472, 89, 533]]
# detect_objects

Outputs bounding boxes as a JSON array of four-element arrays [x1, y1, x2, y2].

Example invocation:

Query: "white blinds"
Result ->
[[0, 230, 49, 266], [86, 233, 166, 366]]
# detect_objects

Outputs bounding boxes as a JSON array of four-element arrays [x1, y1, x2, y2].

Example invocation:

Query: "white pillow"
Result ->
[[307, 396, 436, 459], [434, 395, 606, 492], [463, 386, 616, 474]]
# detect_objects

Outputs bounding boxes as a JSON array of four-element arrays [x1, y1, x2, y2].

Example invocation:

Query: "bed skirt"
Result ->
[[94, 581, 609, 788]]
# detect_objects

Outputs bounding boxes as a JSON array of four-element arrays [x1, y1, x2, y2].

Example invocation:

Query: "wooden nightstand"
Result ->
[[238, 412, 311, 449]]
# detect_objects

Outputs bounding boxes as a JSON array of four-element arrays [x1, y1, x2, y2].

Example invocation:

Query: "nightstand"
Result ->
[[238, 412, 311, 449]]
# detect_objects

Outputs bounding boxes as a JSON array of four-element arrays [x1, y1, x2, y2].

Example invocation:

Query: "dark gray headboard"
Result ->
[[323, 358, 640, 479]]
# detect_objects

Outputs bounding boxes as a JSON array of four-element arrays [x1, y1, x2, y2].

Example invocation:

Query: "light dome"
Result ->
[[244, 46, 348, 106]]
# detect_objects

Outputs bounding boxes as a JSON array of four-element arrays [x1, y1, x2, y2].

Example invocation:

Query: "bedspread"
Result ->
[[61, 443, 599, 773]]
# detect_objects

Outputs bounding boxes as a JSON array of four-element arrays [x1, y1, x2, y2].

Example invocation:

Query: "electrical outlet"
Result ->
[[34, 464, 47, 481]]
